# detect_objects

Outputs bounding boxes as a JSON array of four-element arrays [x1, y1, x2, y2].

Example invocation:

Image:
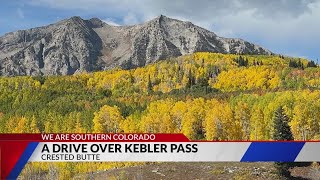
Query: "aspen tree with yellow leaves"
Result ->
[[93, 105, 123, 133]]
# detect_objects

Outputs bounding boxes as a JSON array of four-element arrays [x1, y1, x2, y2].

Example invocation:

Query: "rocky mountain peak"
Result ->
[[147, 15, 181, 26], [0, 15, 272, 76], [153, 14, 169, 23], [87, 18, 105, 28], [69, 16, 82, 21], [65, 16, 85, 25], [145, 15, 166, 27]]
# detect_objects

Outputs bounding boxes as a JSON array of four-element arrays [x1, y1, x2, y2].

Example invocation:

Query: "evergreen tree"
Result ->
[[273, 106, 293, 140], [307, 60, 317, 67], [147, 74, 153, 93], [244, 58, 249, 67], [289, 59, 303, 68], [289, 60, 293, 67], [298, 59, 304, 70], [273, 106, 294, 178], [176, 65, 182, 81], [239, 56, 243, 66], [186, 69, 194, 89], [234, 56, 248, 67], [129, 72, 135, 84]]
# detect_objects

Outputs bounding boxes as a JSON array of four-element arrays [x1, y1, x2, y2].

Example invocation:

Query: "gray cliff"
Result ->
[[0, 15, 272, 76]]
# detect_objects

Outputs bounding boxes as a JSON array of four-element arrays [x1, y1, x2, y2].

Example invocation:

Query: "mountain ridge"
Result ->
[[0, 15, 272, 76]]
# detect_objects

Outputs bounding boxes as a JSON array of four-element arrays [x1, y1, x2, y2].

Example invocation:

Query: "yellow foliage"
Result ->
[[214, 66, 281, 92], [93, 105, 123, 133]]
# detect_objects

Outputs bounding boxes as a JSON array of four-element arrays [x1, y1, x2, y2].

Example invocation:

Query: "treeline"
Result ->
[[3, 87, 320, 141], [1, 53, 319, 134]]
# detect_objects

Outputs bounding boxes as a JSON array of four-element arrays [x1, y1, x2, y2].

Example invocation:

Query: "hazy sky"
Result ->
[[0, 0, 319, 60]]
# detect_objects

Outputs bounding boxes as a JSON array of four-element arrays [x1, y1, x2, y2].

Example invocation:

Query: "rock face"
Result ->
[[0, 15, 272, 76]]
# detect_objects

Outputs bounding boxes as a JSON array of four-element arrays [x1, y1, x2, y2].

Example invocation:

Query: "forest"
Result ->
[[1, 52, 319, 178]]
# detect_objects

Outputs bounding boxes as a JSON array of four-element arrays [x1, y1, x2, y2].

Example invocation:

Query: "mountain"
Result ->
[[0, 15, 272, 76]]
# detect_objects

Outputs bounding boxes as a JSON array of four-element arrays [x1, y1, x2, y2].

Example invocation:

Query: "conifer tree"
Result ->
[[273, 106, 293, 141], [201, 58, 205, 67], [244, 58, 249, 67], [307, 60, 317, 67], [273, 106, 294, 178], [147, 74, 153, 93], [186, 69, 194, 89]]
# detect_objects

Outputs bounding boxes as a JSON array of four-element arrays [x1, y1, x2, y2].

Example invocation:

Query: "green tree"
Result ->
[[307, 60, 317, 67], [186, 69, 195, 89], [273, 106, 294, 178], [273, 106, 293, 141], [147, 74, 153, 93]]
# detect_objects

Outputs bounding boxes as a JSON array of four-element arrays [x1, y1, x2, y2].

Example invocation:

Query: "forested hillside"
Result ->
[[2, 52, 319, 178]]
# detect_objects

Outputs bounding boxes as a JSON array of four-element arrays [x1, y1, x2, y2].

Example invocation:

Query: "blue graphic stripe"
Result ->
[[241, 142, 305, 162], [7, 142, 39, 179]]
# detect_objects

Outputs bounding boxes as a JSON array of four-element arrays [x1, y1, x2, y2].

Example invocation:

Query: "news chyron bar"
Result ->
[[1, 133, 320, 179]]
